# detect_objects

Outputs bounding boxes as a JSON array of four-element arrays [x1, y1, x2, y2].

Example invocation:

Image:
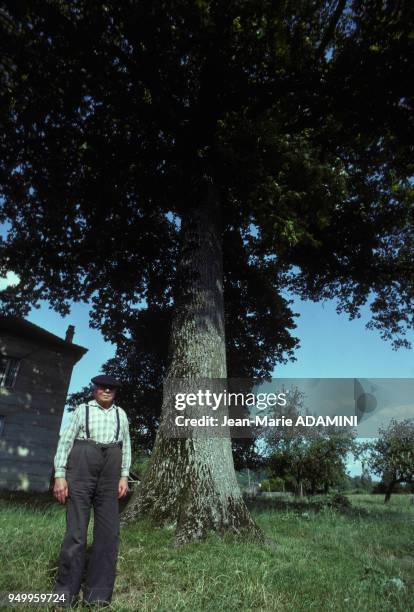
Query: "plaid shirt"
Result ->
[[54, 399, 131, 478]]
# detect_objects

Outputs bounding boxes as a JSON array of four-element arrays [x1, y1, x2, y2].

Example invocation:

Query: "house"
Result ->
[[0, 316, 87, 491]]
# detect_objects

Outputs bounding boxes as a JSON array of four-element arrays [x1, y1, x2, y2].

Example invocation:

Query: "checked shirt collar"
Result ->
[[89, 399, 118, 412]]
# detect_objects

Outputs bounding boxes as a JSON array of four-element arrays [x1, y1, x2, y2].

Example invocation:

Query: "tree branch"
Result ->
[[317, 0, 347, 61]]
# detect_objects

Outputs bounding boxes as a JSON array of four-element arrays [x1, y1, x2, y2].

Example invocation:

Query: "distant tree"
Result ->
[[265, 389, 356, 495], [260, 477, 285, 493], [263, 390, 311, 495], [268, 428, 355, 496], [366, 419, 414, 503], [360, 464, 373, 492], [268, 448, 305, 495], [343, 466, 374, 493], [371, 480, 407, 495], [302, 430, 356, 495]]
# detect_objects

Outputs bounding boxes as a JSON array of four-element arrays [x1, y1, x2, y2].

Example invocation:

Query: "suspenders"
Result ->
[[85, 403, 91, 439], [115, 408, 120, 441], [85, 403, 120, 442]]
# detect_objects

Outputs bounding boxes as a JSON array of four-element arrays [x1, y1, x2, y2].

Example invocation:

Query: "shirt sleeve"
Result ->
[[121, 410, 131, 477], [53, 406, 82, 478]]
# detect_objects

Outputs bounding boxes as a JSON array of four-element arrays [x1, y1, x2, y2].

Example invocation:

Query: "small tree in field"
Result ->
[[302, 430, 356, 495], [264, 389, 356, 496], [366, 419, 414, 503]]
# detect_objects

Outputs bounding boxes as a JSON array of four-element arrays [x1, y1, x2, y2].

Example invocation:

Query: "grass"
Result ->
[[0, 493, 413, 611]]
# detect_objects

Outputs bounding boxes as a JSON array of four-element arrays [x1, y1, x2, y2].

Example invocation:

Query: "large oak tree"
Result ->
[[1, 1, 413, 543]]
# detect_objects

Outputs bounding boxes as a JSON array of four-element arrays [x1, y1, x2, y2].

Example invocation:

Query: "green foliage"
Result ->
[[260, 477, 285, 492], [264, 389, 357, 495], [365, 419, 414, 501], [0, 0, 413, 348], [268, 432, 356, 496], [372, 481, 412, 495], [329, 492, 352, 510], [341, 472, 374, 494]]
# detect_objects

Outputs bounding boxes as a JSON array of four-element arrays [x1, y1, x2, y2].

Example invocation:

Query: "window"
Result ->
[[0, 357, 20, 388], [0, 416, 4, 437]]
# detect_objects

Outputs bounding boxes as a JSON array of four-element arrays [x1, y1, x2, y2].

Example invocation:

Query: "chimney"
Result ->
[[65, 325, 75, 343]]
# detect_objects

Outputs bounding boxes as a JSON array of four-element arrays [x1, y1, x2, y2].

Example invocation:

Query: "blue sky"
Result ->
[[275, 297, 414, 379]]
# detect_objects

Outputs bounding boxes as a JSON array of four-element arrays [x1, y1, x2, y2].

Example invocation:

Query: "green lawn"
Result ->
[[0, 493, 413, 611]]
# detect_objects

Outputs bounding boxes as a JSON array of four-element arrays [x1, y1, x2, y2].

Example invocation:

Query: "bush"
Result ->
[[260, 477, 285, 492], [371, 481, 409, 495], [330, 493, 352, 510]]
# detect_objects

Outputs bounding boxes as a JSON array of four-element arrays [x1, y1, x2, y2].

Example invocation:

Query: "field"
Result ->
[[0, 493, 413, 611]]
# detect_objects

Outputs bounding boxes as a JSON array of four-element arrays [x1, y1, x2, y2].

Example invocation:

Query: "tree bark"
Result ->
[[384, 480, 396, 503], [310, 481, 316, 496], [121, 176, 264, 546]]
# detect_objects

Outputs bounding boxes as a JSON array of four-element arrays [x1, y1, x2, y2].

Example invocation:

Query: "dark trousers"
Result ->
[[54, 439, 122, 606]]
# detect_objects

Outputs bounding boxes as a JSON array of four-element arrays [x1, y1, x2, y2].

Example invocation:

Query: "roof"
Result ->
[[0, 316, 88, 362]]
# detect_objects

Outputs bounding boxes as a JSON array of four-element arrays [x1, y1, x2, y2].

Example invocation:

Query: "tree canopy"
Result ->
[[365, 418, 414, 502], [0, 0, 413, 348], [264, 389, 356, 495]]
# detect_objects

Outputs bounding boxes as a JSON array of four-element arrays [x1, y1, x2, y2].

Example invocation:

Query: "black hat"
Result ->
[[91, 375, 122, 388]]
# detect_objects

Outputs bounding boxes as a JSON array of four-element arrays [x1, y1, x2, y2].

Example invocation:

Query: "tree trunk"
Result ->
[[309, 481, 316, 496], [384, 480, 396, 503], [121, 176, 264, 546]]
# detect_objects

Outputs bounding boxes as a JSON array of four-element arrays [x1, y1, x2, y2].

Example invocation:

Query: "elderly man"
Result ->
[[53, 375, 131, 607]]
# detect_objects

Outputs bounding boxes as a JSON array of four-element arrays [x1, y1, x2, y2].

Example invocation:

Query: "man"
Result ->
[[53, 375, 131, 607]]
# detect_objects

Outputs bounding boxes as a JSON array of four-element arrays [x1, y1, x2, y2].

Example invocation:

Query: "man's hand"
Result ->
[[53, 477, 68, 504], [118, 476, 129, 499]]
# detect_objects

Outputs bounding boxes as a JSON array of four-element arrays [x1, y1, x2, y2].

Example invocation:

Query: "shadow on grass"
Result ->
[[0, 490, 58, 511], [2, 490, 408, 526], [246, 494, 414, 523], [244, 494, 372, 518], [0, 489, 133, 514]]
